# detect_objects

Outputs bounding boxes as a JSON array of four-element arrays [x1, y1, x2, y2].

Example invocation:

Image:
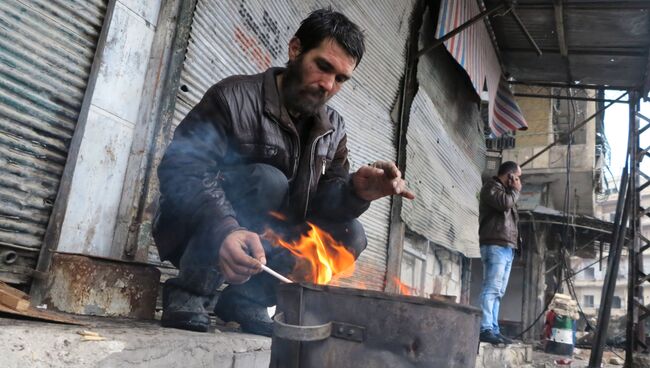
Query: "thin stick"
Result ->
[[261, 264, 293, 283]]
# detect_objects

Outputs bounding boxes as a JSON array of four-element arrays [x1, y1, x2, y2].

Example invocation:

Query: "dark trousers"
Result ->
[[165, 164, 367, 306]]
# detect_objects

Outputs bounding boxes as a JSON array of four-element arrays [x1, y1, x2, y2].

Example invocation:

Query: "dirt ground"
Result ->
[[531, 346, 626, 367]]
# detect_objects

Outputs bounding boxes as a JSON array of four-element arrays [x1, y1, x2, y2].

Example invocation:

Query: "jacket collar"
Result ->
[[492, 176, 506, 188], [262, 67, 334, 136]]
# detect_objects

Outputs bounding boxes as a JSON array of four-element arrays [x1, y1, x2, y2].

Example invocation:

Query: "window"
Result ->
[[400, 251, 423, 296], [584, 295, 595, 308], [584, 267, 595, 280], [612, 296, 622, 309]]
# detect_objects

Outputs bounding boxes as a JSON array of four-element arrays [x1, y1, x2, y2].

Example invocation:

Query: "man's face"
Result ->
[[283, 37, 357, 117]]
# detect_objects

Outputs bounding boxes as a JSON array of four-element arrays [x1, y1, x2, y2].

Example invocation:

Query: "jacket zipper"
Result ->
[[304, 130, 333, 217]]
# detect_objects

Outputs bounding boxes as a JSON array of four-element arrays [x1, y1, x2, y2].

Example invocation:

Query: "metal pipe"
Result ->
[[589, 168, 630, 368], [413, 3, 506, 59], [626, 91, 644, 366], [513, 92, 629, 104], [517, 220, 617, 234], [513, 1, 650, 10], [511, 9, 543, 56], [511, 80, 632, 91], [520, 92, 629, 168]]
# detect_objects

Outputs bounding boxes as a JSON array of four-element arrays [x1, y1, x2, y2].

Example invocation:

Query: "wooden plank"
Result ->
[[0, 281, 29, 299], [0, 303, 84, 325], [0, 281, 29, 310], [0, 288, 29, 311], [0, 281, 83, 324]]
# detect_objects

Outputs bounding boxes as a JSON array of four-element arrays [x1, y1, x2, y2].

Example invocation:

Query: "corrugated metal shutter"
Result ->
[[0, 0, 107, 283], [159, 0, 414, 290], [401, 87, 484, 258]]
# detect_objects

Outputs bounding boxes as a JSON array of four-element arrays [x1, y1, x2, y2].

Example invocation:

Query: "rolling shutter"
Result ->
[[0, 0, 107, 283]]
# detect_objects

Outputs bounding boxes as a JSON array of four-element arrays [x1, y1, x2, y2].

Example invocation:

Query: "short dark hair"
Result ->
[[498, 161, 520, 176], [294, 8, 365, 66]]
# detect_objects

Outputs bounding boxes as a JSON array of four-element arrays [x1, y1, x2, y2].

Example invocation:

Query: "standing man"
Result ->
[[478, 161, 522, 344], [153, 9, 414, 336]]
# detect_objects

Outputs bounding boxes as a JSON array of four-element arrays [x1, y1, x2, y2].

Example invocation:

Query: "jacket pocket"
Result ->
[[238, 143, 279, 159]]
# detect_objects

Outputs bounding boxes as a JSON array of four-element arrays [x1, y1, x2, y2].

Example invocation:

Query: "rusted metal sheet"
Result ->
[[270, 283, 481, 368], [402, 88, 483, 258], [41, 253, 160, 319], [399, 7, 486, 259], [0, 0, 107, 283]]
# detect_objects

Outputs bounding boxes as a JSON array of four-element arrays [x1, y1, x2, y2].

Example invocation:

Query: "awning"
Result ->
[[483, 0, 650, 97], [435, 0, 528, 136]]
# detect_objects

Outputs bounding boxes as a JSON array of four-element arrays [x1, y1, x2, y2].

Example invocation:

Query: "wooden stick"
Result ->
[[0, 281, 28, 299], [0, 288, 30, 311], [261, 264, 293, 283]]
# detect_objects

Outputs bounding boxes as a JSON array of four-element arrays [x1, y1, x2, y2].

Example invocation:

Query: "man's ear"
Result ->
[[288, 37, 301, 61]]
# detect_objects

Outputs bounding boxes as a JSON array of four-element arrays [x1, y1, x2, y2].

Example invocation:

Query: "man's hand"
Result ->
[[352, 161, 415, 202], [508, 174, 522, 192], [218, 230, 267, 284]]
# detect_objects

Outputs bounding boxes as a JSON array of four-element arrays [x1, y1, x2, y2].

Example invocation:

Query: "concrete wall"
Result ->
[[513, 86, 553, 148], [572, 254, 650, 316], [502, 92, 598, 215], [403, 233, 463, 301], [56, 0, 162, 257], [571, 283, 627, 317]]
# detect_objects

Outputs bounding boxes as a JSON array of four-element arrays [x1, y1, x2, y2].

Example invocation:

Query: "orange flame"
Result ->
[[393, 277, 412, 295], [264, 222, 355, 285]]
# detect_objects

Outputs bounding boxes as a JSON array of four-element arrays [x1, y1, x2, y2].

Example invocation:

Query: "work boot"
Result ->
[[496, 333, 514, 345], [214, 286, 274, 337], [161, 281, 211, 332], [479, 330, 504, 345]]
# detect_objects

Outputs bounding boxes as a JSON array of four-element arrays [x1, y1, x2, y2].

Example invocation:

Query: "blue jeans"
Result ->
[[479, 245, 514, 334]]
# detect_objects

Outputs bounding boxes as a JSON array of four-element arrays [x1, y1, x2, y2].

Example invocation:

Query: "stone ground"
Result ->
[[1, 314, 648, 368], [0, 316, 270, 368], [479, 341, 631, 368]]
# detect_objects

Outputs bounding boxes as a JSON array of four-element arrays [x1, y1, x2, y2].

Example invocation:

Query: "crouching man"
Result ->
[[153, 9, 414, 336]]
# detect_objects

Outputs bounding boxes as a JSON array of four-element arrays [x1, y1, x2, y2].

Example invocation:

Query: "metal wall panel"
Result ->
[[0, 0, 107, 283], [161, 0, 415, 290], [402, 87, 483, 258]]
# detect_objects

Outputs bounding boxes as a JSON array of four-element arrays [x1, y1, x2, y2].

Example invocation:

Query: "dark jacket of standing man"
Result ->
[[478, 161, 521, 345], [153, 9, 415, 336]]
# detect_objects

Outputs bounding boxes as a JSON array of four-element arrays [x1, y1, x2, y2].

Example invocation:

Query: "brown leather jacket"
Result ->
[[478, 177, 520, 248], [154, 68, 369, 261]]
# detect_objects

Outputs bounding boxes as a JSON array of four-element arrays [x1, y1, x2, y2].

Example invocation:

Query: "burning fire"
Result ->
[[264, 222, 355, 285], [393, 277, 412, 296]]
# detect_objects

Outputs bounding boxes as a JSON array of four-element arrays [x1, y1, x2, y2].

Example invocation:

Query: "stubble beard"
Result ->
[[282, 57, 328, 118]]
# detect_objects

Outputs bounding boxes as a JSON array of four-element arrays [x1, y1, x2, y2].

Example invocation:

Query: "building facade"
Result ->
[[570, 191, 650, 317], [0, 0, 500, 315]]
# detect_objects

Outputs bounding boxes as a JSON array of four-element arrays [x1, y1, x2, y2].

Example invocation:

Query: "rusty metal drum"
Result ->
[[269, 283, 481, 368]]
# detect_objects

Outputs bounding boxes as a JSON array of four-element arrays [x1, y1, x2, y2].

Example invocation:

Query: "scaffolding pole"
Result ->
[[589, 167, 630, 367], [626, 91, 647, 367]]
